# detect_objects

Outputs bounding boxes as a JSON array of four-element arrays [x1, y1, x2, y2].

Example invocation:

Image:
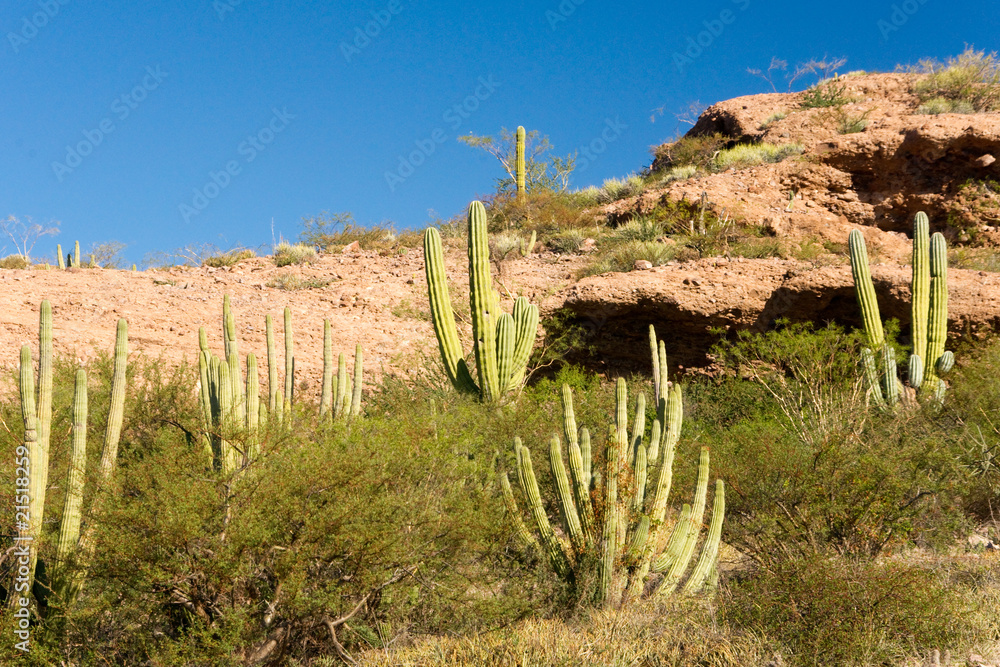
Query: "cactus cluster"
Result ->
[[10, 302, 128, 609], [423, 201, 539, 401], [504, 326, 725, 606], [848, 212, 953, 407], [199, 297, 364, 469]]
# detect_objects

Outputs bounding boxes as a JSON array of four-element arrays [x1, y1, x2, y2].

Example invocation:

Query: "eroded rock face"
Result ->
[[544, 257, 1000, 375], [634, 73, 1000, 256]]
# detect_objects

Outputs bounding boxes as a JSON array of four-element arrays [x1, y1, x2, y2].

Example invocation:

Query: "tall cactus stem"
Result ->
[[351, 345, 363, 417], [682, 480, 726, 595], [549, 435, 586, 554], [501, 472, 538, 548], [266, 314, 278, 414], [246, 353, 260, 460], [283, 307, 294, 407], [320, 320, 333, 418], [911, 212, 930, 375], [927, 232, 948, 379], [514, 439, 572, 580], [515, 125, 526, 201], [468, 201, 501, 401], [57, 244, 65, 269], [848, 229, 885, 349], [55, 369, 88, 597], [99, 319, 128, 479]]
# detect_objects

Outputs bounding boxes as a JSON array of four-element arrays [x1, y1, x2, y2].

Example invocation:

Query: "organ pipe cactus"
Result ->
[[848, 212, 951, 406], [507, 327, 725, 607], [423, 201, 539, 401], [515, 126, 526, 201], [320, 320, 364, 421], [10, 303, 128, 608]]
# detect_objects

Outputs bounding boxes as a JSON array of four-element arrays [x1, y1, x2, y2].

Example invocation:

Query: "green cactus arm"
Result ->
[[320, 320, 333, 419], [936, 350, 955, 374], [351, 344, 363, 417], [655, 447, 711, 598], [615, 378, 629, 471], [98, 319, 128, 480], [199, 349, 213, 430], [55, 369, 88, 590], [927, 232, 948, 376], [283, 307, 294, 406], [266, 314, 278, 414], [580, 427, 592, 490], [861, 347, 886, 406], [514, 439, 572, 580], [561, 384, 579, 450], [627, 516, 651, 561], [334, 352, 347, 419], [246, 353, 260, 459], [507, 297, 538, 392], [651, 504, 691, 573], [647, 418, 662, 469], [561, 385, 595, 543], [500, 472, 538, 548], [549, 435, 586, 555], [650, 325, 661, 401], [629, 392, 646, 469], [882, 344, 899, 407], [224, 298, 246, 427], [515, 126, 526, 200], [57, 244, 65, 269], [199, 326, 209, 356], [468, 201, 502, 401], [598, 424, 622, 607], [495, 313, 516, 393], [632, 443, 648, 513], [422, 227, 479, 395], [74, 240, 80, 267], [36, 299, 53, 488], [14, 346, 40, 605], [218, 359, 239, 474], [682, 479, 725, 595], [848, 229, 885, 349], [911, 212, 930, 370], [520, 230, 536, 257], [908, 354, 924, 389]]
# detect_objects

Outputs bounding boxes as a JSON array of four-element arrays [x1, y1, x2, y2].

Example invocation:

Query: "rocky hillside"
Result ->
[[4, 72, 1000, 383]]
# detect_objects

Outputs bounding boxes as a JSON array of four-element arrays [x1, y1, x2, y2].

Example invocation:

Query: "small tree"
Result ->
[[1, 215, 60, 262], [458, 128, 575, 194]]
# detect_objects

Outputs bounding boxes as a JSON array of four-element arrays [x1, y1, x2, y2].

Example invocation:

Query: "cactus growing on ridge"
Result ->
[[515, 125, 526, 201]]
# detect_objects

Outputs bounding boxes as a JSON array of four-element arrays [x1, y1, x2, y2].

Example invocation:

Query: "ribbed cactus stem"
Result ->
[[629, 392, 646, 467], [652, 504, 692, 574], [55, 369, 88, 596], [468, 201, 501, 401], [496, 313, 515, 392], [650, 325, 662, 403], [848, 229, 885, 349], [283, 307, 294, 407], [883, 345, 899, 407], [500, 472, 537, 549], [514, 438, 572, 580], [335, 353, 348, 419], [861, 348, 885, 406], [515, 126, 526, 201], [911, 212, 930, 377], [15, 346, 40, 602], [647, 419, 662, 468], [908, 354, 924, 388], [351, 345, 363, 416], [266, 314, 278, 415], [422, 227, 478, 395], [631, 443, 648, 513], [223, 296, 245, 425], [936, 351, 955, 374], [320, 320, 333, 419], [549, 435, 586, 554], [656, 447, 711, 598], [507, 297, 538, 392], [682, 479, 725, 595], [35, 300, 53, 539], [246, 353, 260, 459], [599, 420, 622, 607], [580, 427, 592, 490], [99, 319, 128, 479], [74, 240, 80, 267], [927, 232, 948, 378], [57, 244, 65, 269]]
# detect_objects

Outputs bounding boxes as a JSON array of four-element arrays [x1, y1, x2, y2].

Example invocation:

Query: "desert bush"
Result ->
[[704, 323, 968, 562], [912, 47, 1000, 112], [800, 79, 852, 108], [273, 241, 316, 267], [710, 142, 804, 172], [609, 214, 665, 243], [203, 247, 256, 267], [86, 241, 127, 268], [651, 132, 729, 172], [759, 111, 788, 128], [594, 174, 645, 204], [581, 240, 676, 276], [0, 254, 30, 269], [547, 228, 588, 254], [265, 273, 332, 290], [916, 97, 977, 114], [485, 190, 593, 234], [300, 211, 403, 253], [723, 556, 971, 667]]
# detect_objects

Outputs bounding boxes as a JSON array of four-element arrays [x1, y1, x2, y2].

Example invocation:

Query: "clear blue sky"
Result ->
[[2, 0, 996, 264]]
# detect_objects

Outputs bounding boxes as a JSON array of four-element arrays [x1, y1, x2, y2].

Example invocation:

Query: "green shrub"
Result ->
[[760, 111, 788, 128], [916, 97, 977, 114], [203, 247, 256, 267], [595, 174, 645, 204], [710, 143, 804, 172], [609, 215, 664, 243], [547, 229, 588, 254], [724, 556, 971, 667], [0, 254, 29, 269], [800, 80, 852, 108], [273, 241, 317, 266], [265, 273, 332, 290], [912, 47, 1000, 112], [706, 323, 968, 562], [651, 132, 728, 172], [580, 240, 676, 276]]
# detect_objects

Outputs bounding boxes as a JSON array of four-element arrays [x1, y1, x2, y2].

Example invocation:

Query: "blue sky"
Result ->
[[1, 0, 996, 264]]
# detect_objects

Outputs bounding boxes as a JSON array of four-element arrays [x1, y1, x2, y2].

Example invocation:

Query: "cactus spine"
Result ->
[[509, 327, 725, 607], [423, 201, 539, 401], [515, 126, 526, 201]]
